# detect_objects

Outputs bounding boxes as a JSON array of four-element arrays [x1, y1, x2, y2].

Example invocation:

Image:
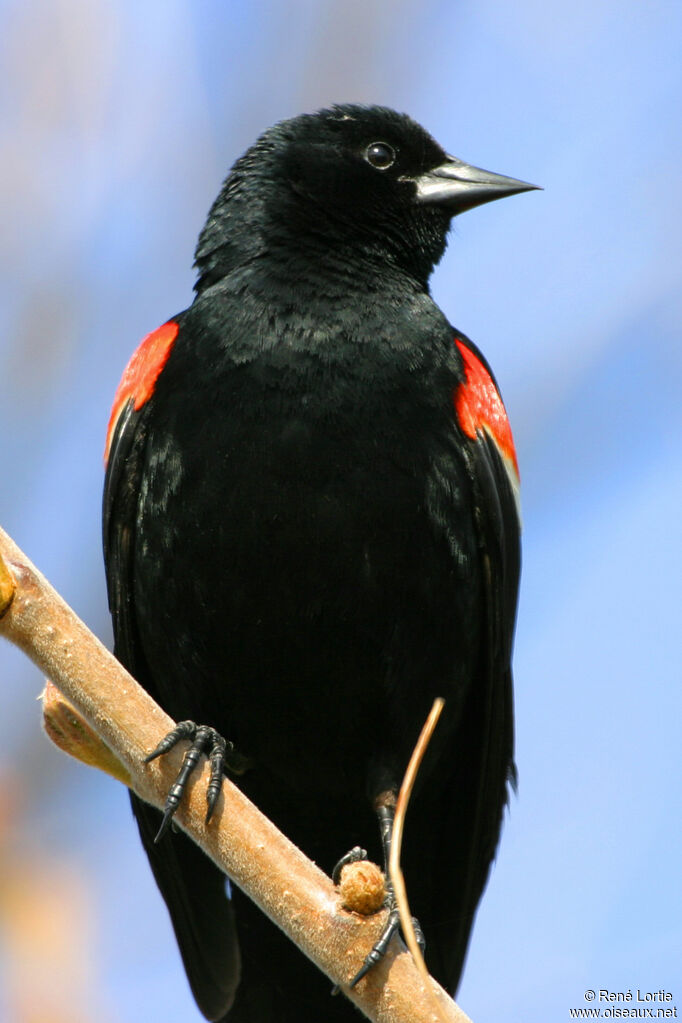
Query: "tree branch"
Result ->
[[0, 524, 471, 1023]]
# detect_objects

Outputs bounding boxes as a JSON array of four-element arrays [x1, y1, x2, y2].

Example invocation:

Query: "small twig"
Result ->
[[0, 525, 471, 1023], [390, 697, 450, 1019]]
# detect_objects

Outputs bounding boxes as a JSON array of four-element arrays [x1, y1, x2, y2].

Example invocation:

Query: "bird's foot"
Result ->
[[348, 889, 425, 988], [144, 720, 232, 842], [333, 799, 425, 990]]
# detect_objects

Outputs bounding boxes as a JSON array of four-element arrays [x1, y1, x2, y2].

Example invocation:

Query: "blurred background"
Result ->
[[0, 1, 680, 1020]]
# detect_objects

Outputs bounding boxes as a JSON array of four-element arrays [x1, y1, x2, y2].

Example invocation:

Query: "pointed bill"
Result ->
[[413, 155, 540, 213]]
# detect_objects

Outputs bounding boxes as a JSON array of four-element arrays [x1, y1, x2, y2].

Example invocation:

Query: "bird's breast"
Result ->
[[133, 339, 479, 787]]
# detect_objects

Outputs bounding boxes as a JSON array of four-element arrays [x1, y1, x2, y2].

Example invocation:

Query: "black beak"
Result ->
[[413, 155, 540, 214]]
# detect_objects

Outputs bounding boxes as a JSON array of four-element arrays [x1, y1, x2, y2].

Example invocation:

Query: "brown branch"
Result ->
[[0, 524, 471, 1023]]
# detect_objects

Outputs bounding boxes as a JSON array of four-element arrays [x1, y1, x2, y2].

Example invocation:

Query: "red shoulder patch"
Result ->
[[104, 320, 179, 464], [454, 337, 519, 479]]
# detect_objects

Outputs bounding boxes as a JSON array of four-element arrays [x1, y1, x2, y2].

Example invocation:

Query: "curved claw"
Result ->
[[333, 905, 426, 994], [349, 907, 401, 988], [154, 804, 177, 844], [331, 846, 368, 886]]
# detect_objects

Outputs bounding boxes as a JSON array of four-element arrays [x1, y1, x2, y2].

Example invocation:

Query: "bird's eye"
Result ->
[[365, 142, 396, 170]]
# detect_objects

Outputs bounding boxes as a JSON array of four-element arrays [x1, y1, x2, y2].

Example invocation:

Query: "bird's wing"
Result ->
[[422, 333, 520, 994], [103, 318, 241, 1022]]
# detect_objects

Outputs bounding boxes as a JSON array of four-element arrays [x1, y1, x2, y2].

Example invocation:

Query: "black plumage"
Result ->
[[103, 104, 531, 1021]]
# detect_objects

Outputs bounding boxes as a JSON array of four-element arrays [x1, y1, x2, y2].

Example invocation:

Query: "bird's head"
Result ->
[[195, 104, 538, 292]]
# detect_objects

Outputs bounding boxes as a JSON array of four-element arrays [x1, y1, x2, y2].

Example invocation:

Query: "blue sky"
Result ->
[[0, 2, 680, 1020]]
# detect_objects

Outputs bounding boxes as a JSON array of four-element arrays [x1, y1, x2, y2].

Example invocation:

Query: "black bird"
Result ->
[[103, 104, 532, 1021]]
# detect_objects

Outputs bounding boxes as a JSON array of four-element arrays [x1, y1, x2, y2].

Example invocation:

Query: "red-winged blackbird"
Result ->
[[103, 105, 534, 1022]]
